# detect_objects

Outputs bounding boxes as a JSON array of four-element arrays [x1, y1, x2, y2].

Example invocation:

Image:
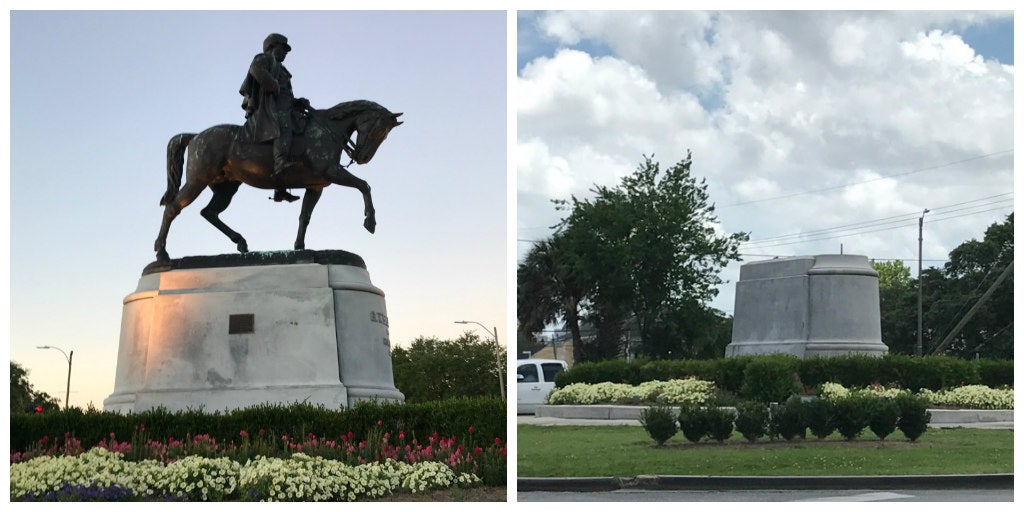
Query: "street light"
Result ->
[[454, 320, 506, 402], [917, 208, 930, 356], [37, 345, 73, 410]]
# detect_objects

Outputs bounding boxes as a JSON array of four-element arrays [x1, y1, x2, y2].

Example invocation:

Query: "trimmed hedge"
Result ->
[[10, 397, 505, 453], [553, 355, 1012, 397]]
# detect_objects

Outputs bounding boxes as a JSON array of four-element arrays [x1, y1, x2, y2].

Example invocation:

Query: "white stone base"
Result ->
[[104, 251, 404, 413], [725, 255, 889, 358]]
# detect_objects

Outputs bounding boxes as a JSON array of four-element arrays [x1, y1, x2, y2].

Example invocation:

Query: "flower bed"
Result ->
[[819, 382, 1013, 409], [547, 378, 715, 406], [10, 425, 505, 502], [549, 379, 1013, 410], [11, 448, 479, 501], [918, 385, 1014, 410]]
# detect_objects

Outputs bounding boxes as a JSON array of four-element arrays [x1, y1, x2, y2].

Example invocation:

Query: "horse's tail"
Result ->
[[161, 133, 196, 206]]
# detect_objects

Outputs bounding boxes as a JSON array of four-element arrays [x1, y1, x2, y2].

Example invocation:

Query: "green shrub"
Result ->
[[771, 395, 806, 441], [733, 402, 768, 442], [832, 394, 872, 441], [639, 404, 679, 446], [10, 398, 505, 453], [804, 398, 835, 439], [638, 359, 717, 383], [885, 355, 980, 392], [553, 359, 643, 387], [711, 388, 741, 407], [868, 397, 900, 440], [799, 354, 888, 389], [550, 354, 1011, 398], [677, 405, 708, 443], [974, 359, 1013, 388], [705, 407, 736, 443], [715, 356, 757, 394], [740, 354, 800, 403], [896, 393, 932, 442]]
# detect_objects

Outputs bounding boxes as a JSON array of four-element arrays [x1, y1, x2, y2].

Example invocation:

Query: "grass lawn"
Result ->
[[518, 425, 1013, 477]]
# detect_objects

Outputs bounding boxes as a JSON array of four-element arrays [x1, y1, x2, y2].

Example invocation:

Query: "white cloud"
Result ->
[[518, 11, 1014, 313]]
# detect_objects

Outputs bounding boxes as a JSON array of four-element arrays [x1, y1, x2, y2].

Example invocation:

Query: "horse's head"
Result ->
[[349, 109, 403, 165], [325, 100, 403, 165]]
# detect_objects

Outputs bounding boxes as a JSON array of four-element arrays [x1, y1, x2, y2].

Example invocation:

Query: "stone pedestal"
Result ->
[[726, 254, 888, 358], [104, 250, 404, 413]]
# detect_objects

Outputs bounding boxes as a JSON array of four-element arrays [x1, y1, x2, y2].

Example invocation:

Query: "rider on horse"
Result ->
[[239, 33, 309, 202]]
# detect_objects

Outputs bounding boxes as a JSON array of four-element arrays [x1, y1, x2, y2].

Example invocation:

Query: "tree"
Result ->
[[874, 214, 1013, 359], [10, 362, 59, 413], [517, 233, 588, 362], [872, 259, 911, 290], [534, 152, 747, 360], [390, 333, 506, 403], [872, 259, 917, 354], [559, 153, 746, 358], [931, 214, 1013, 358]]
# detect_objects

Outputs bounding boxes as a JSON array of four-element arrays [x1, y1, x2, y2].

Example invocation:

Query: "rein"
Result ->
[[310, 111, 357, 168]]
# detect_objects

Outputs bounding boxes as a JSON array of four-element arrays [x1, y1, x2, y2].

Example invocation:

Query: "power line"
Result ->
[[741, 194, 1012, 246], [742, 204, 1013, 250], [719, 149, 1013, 208]]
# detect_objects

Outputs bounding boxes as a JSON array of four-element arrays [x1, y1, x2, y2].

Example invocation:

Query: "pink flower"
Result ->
[[240, 430, 249, 438], [377, 419, 383, 426], [473, 447, 482, 455], [467, 426, 474, 433]]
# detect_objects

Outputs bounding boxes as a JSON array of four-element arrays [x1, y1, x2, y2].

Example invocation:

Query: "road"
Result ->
[[518, 488, 1013, 502]]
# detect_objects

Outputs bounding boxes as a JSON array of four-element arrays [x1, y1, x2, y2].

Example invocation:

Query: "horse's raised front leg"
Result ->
[[154, 181, 207, 261], [294, 187, 323, 250], [200, 181, 249, 253], [326, 164, 376, 233]]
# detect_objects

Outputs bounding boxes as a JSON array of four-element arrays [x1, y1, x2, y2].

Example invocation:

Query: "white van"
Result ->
[[516, 358, 568, 414]]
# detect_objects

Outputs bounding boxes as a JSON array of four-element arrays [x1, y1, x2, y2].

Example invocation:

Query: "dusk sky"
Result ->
[[7, 10, 507, 409]]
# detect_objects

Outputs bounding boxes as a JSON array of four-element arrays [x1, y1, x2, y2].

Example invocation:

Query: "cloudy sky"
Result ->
[[8, 10, 506, 409], [517, 10, 1014, 321]]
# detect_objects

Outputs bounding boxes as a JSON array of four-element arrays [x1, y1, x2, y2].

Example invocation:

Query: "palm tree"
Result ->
[[517, 234, 587, 364]]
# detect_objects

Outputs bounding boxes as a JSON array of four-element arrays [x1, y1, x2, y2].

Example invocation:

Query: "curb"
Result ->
[[517, 473, 1014, 492]]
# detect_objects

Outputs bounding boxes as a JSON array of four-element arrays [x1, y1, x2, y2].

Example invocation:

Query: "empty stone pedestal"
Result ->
[[725, 254, 888, 358], [104, 250, 404, 413]]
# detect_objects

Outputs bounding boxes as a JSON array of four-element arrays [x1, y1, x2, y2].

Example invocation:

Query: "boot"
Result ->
[[272, 156, 302, 179], [273, 189, 301, 202], [272, 131, 301, 178]]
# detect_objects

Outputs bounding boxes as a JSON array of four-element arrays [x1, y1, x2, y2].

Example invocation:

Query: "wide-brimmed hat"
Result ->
[[263, 33, 291, 52]]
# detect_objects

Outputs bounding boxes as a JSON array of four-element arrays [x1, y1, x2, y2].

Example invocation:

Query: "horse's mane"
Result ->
[[325, 99, 388, 120]]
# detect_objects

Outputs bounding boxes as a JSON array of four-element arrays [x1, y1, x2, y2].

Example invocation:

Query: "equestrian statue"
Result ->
[[154, 34, 402, 261]]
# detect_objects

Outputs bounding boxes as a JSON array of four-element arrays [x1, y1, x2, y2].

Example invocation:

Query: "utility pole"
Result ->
[[916, 208, 929, 356]]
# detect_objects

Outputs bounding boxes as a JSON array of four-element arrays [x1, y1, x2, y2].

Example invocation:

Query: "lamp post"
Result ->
[[916, 208, 929, 356], [454, 320, 505, 402], [37, 345, 73, 410]]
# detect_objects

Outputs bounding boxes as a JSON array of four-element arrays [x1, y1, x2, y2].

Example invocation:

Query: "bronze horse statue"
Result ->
[[154, 99, 402, 261]]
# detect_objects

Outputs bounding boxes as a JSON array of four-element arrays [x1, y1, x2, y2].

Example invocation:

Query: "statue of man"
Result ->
[[239, 33, 309, 202]]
